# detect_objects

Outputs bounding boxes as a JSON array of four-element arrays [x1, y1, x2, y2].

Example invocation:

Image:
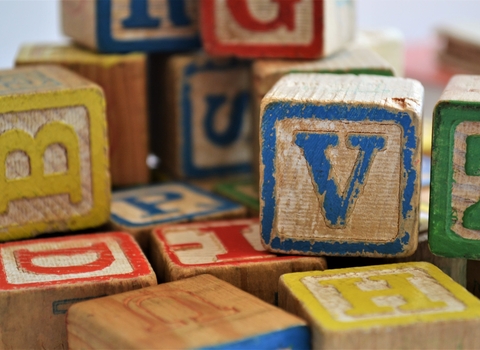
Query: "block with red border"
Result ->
[[0, 232, 156, 349], [150, 218, 326, 304], [201, 0, 355, 59]]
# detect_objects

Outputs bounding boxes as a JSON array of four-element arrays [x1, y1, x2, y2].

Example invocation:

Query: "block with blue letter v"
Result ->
[[260, 74, 423, 257]]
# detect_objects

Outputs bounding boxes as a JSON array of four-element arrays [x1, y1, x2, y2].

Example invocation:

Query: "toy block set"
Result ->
[[2, 0, 480, 348]]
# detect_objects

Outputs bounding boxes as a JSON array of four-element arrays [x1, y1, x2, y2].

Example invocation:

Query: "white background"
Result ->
[[0, 0, 479, 68]]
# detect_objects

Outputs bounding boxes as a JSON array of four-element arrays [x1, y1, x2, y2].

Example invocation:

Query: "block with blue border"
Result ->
[[62, 0, 200, 53], [260, 74, 423, 257]]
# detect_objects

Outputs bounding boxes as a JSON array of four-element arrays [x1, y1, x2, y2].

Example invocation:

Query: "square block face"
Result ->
[[261, 103, 419, 256], [281, 263, 480, 331], [111, 183, 244, 228], [0, 233, 151, 289], [430, 104, 480, 258], [180, 58, 252, 177], [97, 0, 200, 52], [0, 68, 109, 241], [202, 0, 323, 58]]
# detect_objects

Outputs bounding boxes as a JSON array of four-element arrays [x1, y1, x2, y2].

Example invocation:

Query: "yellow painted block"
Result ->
[[279, 262, 480, 349], [0, 65, 110, 241]]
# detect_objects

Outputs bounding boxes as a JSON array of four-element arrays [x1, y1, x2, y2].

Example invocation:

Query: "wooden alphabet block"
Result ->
[[150, 218, 326, 304], [252, 46, 396, 181], [0, 66, 110, 241], [16, 44, 149, 186], [201, 0, 355, 59], [61, 0, 200, 53], [430, 75, 480, 259], [279, 262, 480, 349], [159, 54, 252, 178], [0, 232, 156, 349], [214, 177, 259, 216], [110, 182, 246, 249], [67, 274, 309, 349], [260, 74, 423, 257]]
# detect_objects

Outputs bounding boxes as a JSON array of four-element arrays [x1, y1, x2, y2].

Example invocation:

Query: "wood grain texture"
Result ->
[[110, 182, 247, 251], [279, 262, 480, 350], [260, 74, 422, 257], [0, 232, 156, 350], [430, 75, 480, 259], [150, 218, 326, 304], [160, 53, 252, 179], [67, 274, 309, 349], [61, 0, 200, 53], [16, 44, 149, 186], [201, 0, 355, 59], [0, 65, 110, 242]]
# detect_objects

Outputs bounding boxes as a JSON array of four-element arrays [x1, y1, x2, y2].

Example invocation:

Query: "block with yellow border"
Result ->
[[0, 65, 110, 241], [279, 262, 480, 349]]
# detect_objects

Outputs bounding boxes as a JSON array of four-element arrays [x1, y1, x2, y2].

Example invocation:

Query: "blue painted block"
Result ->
[[260, 74, 423, 257], [159, 54, 252, 178], [62, 0, 200, 53]]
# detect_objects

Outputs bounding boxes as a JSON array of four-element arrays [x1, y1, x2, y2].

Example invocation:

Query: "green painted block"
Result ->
[[214, 178, 259, 215], [430, 75, 480, 259]]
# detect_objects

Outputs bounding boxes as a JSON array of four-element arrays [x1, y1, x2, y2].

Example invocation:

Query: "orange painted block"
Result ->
[[150, 218, 326, 304], [67, 274, 309, 349], [0, 232, 156, 349]]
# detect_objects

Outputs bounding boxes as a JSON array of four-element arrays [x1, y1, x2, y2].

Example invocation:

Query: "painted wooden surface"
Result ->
[[16, 44, 149, 186], [430, 75, 480, 259], [0, 232, 156, 349], [201, 0, 355, 59], [61, 0, 200, 53], [260, 74, 422, 257], [150, 219, 326, 304], [279, 262, 480, 349], [0, 66, 110, 242], [159, 53, 252, 178], [251, 46, 395, 182], [214, 177, 259, 216], [67, 274, 309, 349], [110, 182, 246, 250]]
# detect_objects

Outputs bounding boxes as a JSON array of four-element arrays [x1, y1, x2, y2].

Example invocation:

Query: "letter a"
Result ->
[[226, 0, 301, 32], [295, 132, 386, 228]]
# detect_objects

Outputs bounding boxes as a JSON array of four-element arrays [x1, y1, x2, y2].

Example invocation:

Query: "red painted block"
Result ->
[[150, 218, 326, 303], [201, 0, 355, 59], [0, 232, 156, 349]]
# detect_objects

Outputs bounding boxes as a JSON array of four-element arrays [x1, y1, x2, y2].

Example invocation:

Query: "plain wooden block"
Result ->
[[0, 232, 156, 349], [251, 46, 396, 182], [214, 177, 259, 216], [159, 53, 252, 178], [430, 75, 480, 259], [110, 182, 247, 250], [67, 274, 309, 349], [61, 0, 200, 53], [150, 218, 326, 304], [279, 262, 480, 350], [201, 0, 355, 59], [16, 44, 149, 186], [260, 74, 423, 257], [0, 65, 110, 241]]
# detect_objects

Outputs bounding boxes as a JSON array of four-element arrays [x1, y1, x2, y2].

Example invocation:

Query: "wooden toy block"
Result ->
[[252, 46, 395, 181], [150, 218, 326, 304], [201, 0, 355, 59], [0, 232, 156, 349], [260, 74, 423, 257], [430, 75, 480, 259], [61, 0, 200, 53], [16, 44, 149, 186], [214, 177, 259, 216], [0, 65, 110, 241], [467, 260, 480, 298], [110, 182, 246, 250], [67, 274, 309, 349], [279, 262, 480, 349], [159, 53, 252, 178]]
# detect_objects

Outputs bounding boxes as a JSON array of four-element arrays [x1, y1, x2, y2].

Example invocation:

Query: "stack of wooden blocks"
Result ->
[[2, 0, 480, 349]]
